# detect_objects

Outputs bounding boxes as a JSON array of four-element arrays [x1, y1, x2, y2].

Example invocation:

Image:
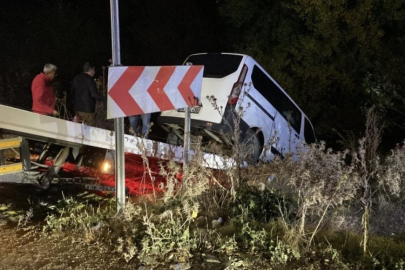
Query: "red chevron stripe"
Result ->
[[178, 66, 203, 106], [109, 67, 145, 116], [147, 66, 175, 111]]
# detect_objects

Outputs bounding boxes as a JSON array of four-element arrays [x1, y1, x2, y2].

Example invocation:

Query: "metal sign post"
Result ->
[[110, 0, 125, 213], [183, 62, 193, 169], [183, 107, 191, 167]]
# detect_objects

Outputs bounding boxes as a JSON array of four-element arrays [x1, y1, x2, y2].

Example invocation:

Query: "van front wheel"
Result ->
[[240, 129, 261, 164], [167, 131, 182, 146]]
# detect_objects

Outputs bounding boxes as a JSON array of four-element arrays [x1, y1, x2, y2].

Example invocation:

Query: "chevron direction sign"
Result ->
[[107, 65, 204, 119]]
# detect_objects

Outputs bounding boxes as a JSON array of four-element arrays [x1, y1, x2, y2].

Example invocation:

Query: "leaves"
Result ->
[[219, 0, 405, 149]]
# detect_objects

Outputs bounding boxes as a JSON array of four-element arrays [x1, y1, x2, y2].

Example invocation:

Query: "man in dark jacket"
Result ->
[[71, 62, 104, 126]]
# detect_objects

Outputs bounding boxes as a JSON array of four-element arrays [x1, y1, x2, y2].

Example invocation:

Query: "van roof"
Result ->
[[188, 52, 248, 57]]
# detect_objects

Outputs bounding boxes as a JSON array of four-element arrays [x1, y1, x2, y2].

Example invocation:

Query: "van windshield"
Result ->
[[185, 54, 243, 78]]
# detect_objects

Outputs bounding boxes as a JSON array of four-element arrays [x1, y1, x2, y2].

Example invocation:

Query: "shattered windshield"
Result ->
[[184, 54, 243, 78]]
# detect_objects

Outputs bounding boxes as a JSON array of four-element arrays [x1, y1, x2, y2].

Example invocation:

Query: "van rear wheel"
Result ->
[[240, 129, 261, 164]]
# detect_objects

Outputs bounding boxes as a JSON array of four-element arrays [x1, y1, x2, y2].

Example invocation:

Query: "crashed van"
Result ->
[[158, 53, 316, 163]]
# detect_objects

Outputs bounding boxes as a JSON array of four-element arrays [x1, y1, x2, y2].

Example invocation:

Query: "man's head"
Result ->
[[83, 62, 95, 77], [43, 63, 57, 80]]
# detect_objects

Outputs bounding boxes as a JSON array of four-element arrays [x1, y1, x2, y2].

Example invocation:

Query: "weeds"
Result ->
[[29, 106, 405, 269], [139, 205, 198, 266], [260, 142, 359, 247], [17, 207, 33, 229], [108, 202, 144, 262], [42, 192, 114, 239]]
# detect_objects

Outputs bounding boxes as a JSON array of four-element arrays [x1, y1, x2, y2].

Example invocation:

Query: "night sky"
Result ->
[[1, 0, 228, 72]]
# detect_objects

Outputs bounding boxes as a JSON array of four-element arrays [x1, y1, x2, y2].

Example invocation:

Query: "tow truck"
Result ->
[[0, 104, 229, 194]]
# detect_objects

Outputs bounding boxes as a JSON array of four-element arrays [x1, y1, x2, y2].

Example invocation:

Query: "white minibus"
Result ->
[[158, 53, 316, 162]]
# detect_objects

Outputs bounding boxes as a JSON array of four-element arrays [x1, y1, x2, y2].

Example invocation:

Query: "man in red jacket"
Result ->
[[31, 63, 59, 116]]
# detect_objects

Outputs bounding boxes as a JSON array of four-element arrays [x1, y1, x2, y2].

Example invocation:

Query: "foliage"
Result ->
[[42, 192, 114, 237], [218, 0, 405, 150], [258, 141, 359, 246], [378, 141, 405, 199], [108, 202, 144, 263], [240, 222, 301, 264], [230, 185, 281, 223], [0, 203, 27, 225], [350, 108, 383, 254], [321, 230, 405, 269], [17, 207, 34, 229], [139, 204, 198, 266]]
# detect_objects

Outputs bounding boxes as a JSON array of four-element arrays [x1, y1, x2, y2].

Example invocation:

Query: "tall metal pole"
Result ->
[[110, 0, 125, 212]]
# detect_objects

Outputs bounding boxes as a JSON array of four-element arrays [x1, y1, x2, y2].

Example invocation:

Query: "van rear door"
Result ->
[[160, 53, 245, 125]]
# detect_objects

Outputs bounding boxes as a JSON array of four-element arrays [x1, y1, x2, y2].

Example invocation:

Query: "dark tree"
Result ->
[[218, 0, 405, 151]]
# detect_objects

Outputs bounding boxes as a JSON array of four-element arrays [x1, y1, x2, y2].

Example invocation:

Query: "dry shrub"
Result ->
[[378, 141, 405, 199], [159, 148, 215, 204], [328, 206, 362, 234], [139, 203, 199, 266], [372, 141, 405, 235], [256, 142, 360, 246], [371, 195, 405, 235], [107, 202, 144, 262]]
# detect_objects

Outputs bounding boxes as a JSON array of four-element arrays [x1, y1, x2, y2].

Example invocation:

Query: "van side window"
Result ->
[[251, 65, 302, 133], [304, 117, 316, 144]]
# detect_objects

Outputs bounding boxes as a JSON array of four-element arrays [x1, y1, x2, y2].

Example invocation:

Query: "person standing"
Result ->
[[31, 63, 59, 116], [129, 113, 151, 138], [71, 62, 104, 126]]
